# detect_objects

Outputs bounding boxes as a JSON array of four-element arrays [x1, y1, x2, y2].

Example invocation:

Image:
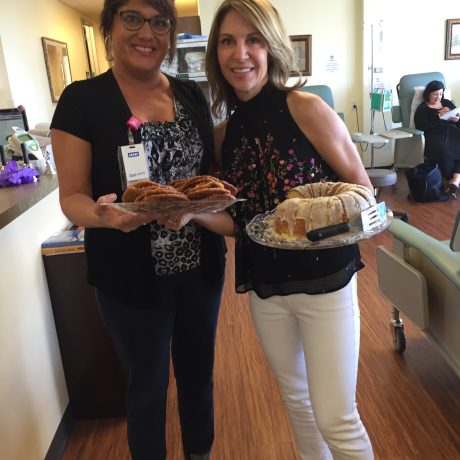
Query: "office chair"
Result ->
[[391, 71, 446, 169]]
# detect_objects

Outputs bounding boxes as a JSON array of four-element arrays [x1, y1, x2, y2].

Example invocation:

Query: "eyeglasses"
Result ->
[[119, 10, 174, 36]]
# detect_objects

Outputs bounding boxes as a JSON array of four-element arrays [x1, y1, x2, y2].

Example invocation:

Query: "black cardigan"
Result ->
[[52, 70, 226, 307]]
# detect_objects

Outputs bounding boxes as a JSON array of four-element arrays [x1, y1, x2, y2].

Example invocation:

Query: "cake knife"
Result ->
[[306, 202, 387, 242]]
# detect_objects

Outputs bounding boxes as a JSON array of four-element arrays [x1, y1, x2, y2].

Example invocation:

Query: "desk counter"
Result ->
[[0, 174, 59, 230]]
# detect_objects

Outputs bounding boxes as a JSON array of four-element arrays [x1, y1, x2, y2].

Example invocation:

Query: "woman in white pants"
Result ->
[[249, 277, 371, 459], [164, 0, 374, 458]]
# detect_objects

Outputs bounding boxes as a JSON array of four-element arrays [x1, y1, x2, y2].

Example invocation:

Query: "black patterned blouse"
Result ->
[[221, 84, 363, 298]]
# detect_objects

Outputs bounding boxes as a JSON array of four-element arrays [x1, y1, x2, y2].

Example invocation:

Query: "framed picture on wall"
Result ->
[[289, 35, 312, 76], [41, 37, 72, 102], [445, 18, 460, 60]]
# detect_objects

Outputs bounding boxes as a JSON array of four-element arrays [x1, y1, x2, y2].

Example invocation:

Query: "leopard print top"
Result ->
[[141, 98, 202, 276]]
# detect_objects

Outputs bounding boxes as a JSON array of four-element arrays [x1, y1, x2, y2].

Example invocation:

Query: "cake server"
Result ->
[[306, 201, 387, 242]]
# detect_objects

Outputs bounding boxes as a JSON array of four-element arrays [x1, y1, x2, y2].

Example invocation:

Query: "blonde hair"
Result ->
[[206, 0, 303, 118]]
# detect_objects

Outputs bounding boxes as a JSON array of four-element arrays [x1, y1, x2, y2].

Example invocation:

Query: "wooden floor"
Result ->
[[62, 173, 460, 460]]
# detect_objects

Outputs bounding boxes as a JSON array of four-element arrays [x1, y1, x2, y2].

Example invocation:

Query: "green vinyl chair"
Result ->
[[391, 71, 446, 169], [299, 85, 345, 121], [376, 209, 460, 377]]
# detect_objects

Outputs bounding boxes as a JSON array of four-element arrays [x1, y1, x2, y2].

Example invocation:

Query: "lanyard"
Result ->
[[126, 115, 142, 145]]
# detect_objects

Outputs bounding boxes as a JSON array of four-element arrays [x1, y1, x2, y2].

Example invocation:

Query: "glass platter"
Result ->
[[246, 209, 393, 250], [102, 198, 245, 215]]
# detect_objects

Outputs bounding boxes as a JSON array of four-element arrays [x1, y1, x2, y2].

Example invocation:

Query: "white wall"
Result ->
[[0, 1, 459, 457], [0, 190, 70, 460], [0, 0, 108, 127], [0, 36, 14, 107], [200, 0, 360, 122], [199, 0, 460, 166], [362, 0, 460, 165]]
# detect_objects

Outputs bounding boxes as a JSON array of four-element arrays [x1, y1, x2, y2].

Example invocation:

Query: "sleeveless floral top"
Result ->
[[221, 84, 363, 298]]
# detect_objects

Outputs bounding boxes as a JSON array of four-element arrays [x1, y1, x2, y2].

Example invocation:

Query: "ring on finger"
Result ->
[[167, 218, 176, 224]]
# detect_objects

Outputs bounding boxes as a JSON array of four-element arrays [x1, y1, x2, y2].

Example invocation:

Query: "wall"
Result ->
[[2, 0, 458, 155], [361, 0, 460, 165], [0, 2, 105, 459], [200, 0, 460, 166], [200, 0, 360, 123], [0, 0, 107, 127], [200, 0, 362, 139], [0, 36, 13, 107], [0, 190, 70, 460], [0, 1, 459, 457]]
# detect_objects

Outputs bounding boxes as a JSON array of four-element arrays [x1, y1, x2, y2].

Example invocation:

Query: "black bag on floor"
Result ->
[[405, 163, 448, 202]]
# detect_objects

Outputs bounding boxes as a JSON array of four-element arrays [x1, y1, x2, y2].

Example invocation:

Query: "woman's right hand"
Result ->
[[439, 107, 451, 117], [94, 193, 154, 232]]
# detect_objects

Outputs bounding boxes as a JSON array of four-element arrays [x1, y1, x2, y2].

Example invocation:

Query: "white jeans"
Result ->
[[248, 275, 373, 460]]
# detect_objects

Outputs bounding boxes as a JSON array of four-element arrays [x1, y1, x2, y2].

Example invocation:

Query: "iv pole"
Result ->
[[369, 24, 376, 166]]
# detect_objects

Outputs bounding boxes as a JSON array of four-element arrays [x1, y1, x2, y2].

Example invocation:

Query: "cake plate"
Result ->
[[246, 209, 393, 250], [102, 198, 245, 215]]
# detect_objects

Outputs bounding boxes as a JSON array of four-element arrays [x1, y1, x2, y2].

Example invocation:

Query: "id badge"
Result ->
[[117, 143, 149, 190]]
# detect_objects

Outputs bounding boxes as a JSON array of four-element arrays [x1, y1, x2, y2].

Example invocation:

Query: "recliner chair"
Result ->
[[391, 71, 446, 169], [376, 209, 460, 378], [299, 84, 396, 194]]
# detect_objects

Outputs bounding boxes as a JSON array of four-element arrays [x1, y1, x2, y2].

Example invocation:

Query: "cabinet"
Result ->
[[43, 250, 126, 419], [161, 38, 207, 80], [162, 38, 222, 124]]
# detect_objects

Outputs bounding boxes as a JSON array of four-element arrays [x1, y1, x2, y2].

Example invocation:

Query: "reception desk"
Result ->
[[0, 174, 60, 230], [0, 175, 70, 460], [0, 175, 123, 460]]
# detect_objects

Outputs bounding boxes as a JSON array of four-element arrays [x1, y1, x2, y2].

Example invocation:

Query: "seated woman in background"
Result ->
[[414, 80, 460, 198]]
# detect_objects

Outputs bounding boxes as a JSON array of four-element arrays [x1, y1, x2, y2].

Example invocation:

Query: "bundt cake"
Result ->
[[273, 182, 376, 240]]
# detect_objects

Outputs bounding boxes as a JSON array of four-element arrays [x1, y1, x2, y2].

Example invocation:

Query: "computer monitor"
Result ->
[[0, 106, 29, 147]]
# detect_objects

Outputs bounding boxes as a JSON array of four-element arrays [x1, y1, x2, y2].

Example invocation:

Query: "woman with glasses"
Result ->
[[50, 1, 226, 459]]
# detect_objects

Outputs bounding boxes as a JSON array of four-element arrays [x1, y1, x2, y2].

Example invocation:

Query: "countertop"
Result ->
[[0, 174, 59, 230]]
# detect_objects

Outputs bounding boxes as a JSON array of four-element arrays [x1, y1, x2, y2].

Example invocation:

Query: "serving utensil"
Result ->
[[306, 202, 387, 242]]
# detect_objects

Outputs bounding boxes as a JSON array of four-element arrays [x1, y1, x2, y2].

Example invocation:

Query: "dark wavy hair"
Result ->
[[422, 80, 445, 102], [100, 0, 177, 63]]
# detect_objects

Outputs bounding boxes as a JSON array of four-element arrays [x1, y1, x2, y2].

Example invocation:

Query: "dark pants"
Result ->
[[96, 267, 223, 460]]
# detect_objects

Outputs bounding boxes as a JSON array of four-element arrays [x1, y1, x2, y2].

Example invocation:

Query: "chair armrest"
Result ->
[[396, 127, 424, 136], [388, 219, 460, 289], [391, 106, 402, 124], [451, 210, 460, 251]]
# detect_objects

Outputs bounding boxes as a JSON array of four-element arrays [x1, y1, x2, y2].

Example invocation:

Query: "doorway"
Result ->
[[82, 21, 100, 79]]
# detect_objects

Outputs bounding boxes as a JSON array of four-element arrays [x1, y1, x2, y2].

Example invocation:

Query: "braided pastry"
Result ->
[[122, 176, 238, 204], [122, 181, 188, 203], [170, 175, 238, 201], [122, 180, 161, 202], [141, 186, 189, 202]]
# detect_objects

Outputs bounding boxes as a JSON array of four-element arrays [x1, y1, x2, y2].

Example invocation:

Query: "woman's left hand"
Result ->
[[157, 212, 195, 231]]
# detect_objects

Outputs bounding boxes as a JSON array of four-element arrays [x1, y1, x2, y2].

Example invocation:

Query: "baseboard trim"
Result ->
[[365, 164, 394, 170], [44, 405, 74, 460]]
